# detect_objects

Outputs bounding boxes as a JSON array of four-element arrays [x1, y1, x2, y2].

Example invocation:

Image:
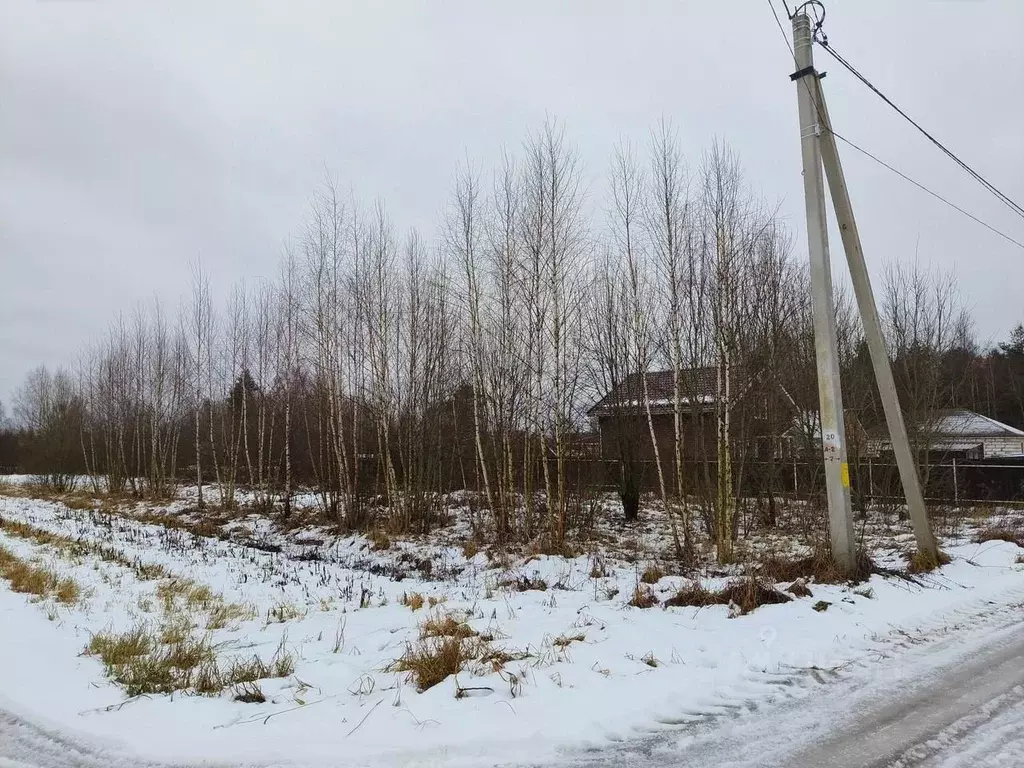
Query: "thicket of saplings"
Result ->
[[4, 119, 1022, 569]]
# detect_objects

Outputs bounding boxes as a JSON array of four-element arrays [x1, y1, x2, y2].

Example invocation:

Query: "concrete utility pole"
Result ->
[[791, 12, 857, 572], [812, 78, 941, 564]]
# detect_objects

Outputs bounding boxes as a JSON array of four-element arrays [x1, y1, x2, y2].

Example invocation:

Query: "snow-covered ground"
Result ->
[[2, 487, 1024, 767]]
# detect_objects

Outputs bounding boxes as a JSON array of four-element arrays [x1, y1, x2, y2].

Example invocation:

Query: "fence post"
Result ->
[[952, 458, 959, 505], [793, 459, 799, 499]]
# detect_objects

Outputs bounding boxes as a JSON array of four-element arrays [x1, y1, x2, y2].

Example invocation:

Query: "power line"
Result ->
[[764, 0, 1024, 251], [829, 132, 1024, 251], [817, 39, 1024, 222], [766, 0, 795, 60]]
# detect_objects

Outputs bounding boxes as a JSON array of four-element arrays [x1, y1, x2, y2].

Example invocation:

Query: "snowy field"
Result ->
[[2, 482, 1024, 767]]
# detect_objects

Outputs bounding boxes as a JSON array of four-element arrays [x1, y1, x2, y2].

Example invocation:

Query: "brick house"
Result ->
[[866, 408, 1024, 460], [587, 367, 768, 462]]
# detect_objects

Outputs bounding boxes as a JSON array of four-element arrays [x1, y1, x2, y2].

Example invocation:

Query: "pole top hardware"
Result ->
[[790, 66, 827, 81]]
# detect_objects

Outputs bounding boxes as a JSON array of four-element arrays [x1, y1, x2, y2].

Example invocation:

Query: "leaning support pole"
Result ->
[[812, 77, 940, 565], [791, 12, 856, 573]]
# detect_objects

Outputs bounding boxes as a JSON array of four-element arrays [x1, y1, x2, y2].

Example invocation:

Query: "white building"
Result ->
[[866, 409, 1024, 460]]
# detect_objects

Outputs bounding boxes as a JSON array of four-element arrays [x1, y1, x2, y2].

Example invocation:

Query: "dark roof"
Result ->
[[589, 367, 723, 415]]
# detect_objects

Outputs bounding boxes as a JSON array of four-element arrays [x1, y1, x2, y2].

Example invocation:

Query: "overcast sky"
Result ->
[[2, 0, 1022, 406]]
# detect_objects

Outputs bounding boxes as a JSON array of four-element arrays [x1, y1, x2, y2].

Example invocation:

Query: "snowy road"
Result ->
[[5, 619, 1024, 768], [557, 615, 1024, 768], [778, 625, 1024, 768]]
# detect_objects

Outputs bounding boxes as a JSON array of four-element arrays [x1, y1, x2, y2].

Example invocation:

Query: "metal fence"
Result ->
[[553, 457, 1024, 506]]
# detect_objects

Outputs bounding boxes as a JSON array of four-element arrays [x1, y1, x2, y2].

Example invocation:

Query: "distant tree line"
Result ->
[[2, 119, 1021, 562]]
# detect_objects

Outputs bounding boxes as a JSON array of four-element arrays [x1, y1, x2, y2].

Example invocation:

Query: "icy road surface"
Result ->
[[555, 616, 1024, 768], [5, 619, 1024, 767]]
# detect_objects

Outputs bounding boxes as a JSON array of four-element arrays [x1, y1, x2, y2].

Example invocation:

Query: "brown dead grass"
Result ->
[[499, 575, 548, 592], [907, 548, 952, 574], [552, 632, 585, 648], [640, 564, 665, 584], [0, 515, 168, 582], [974, 525, 1024, 549], [206, 601, 258, 630], [786, 578, 813, 598], [759, 550, 876, 585], [369, 529, 391, 551], [0, 545, 80, 605], [401, 591, 426, 611], [86, 623, 294, 697], [628, 584, 658, 609], [156, 578, 217, 612], [480, 645, 531, 672], [266, 602, 306, 624], [388, 636, 478, 692], [420, 613, 478, 640], [664, 578, 791, 616]]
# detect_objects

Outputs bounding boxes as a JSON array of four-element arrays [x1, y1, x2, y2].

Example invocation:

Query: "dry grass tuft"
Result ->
[[266, 602, 306, 624], [86, 623, 294, 697], [479, 646, 531, 672], [155, 578, 192, 612], [552, 632, 585, 648], [640, 564, 665, 584], [226, 638, 295, 682], [62, 496, 97, 511], [974, 525, 1024, 549], [206, 601, 257, 630], [401, 591, 425, 611], [628, 584, 658, 609], [88, 624, 153, 664], [233, 681, 266, 704], [369, 529, 391, 551], [420, 613, 478, 640], [388, 636, 478, 692], [786, 578, 813, 598], [0, 545, 81, 605], [907, 548, 952, 574], [664, 578, 791, 616], [0, 515, 167, 582], [760, 550, 875, 585], [499, 575, 548, 592], [158, 617, 195, 646]]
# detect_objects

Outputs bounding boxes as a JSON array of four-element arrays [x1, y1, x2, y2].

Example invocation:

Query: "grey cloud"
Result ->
[[2, 0, 1022, 401]]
